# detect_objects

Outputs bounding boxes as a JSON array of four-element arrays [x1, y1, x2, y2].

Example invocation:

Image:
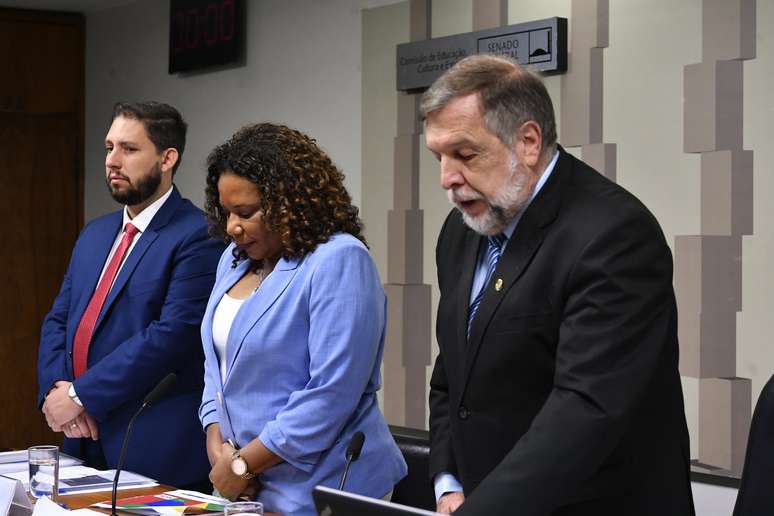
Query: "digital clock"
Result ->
[[169, 0, 245, 74]]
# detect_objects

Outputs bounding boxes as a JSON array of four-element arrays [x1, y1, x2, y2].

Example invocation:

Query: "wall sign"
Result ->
[[169, 0, 245, 74], [396, 17, 567, 92]]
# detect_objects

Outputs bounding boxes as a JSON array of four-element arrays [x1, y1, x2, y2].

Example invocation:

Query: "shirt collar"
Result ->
[[501, 150, 560, 240], [121, 185, 174, 233]]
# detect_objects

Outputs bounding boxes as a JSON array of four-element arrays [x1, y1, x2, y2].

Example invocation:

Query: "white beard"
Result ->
[[448, 154, 533, 236]]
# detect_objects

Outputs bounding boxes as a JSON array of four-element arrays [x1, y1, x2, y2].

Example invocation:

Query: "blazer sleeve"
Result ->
[[458, 206, 678, 515], [429, 213, 458, 480], [429, 352, 458, 479], [258, 243, 384, 473], [72, 224, 223, 422], [37, 246, 78, 406]]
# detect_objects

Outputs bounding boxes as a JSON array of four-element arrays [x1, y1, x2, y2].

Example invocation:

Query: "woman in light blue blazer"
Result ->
[[199, 123, 407, 516]]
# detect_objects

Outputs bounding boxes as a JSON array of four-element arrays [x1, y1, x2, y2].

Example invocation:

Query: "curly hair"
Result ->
[[205, 123, 366, 268]]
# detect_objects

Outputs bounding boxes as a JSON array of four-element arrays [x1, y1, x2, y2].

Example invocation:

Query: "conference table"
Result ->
[[59, 485, 280, 515], [59, 484, 170, 510]]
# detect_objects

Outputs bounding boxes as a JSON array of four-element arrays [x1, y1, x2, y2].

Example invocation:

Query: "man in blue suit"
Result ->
[[37, 101, 224, 490]]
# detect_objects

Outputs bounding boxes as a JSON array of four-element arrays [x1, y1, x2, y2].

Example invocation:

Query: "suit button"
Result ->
[[458, 406, 470, 420]]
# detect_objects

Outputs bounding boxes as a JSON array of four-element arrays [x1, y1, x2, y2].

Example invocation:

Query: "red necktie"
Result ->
[[72, 223, 139, 378]]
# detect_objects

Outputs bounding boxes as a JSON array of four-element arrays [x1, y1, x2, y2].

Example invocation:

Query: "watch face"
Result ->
[[231, 456, 248, 476]]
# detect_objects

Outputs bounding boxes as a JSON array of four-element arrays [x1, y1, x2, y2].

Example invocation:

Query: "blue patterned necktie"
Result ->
[[467, 233, 507, 339]]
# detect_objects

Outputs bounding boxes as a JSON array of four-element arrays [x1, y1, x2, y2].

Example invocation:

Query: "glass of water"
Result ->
[[224, 501, 263, 516], [28, 445, 59, 500]]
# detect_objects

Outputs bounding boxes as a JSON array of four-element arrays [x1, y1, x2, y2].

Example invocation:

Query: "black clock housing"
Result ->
[[169, 0, 245, 74]]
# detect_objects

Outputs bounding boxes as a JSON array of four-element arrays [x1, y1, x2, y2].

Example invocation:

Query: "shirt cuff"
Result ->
[[434, 472, 463, 502], [68, 383, 84, 407]]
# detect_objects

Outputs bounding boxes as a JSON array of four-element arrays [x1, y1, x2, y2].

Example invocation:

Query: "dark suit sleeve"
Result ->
[[429, 352, 456, 479], [457, 205, 677, 515], [37, 246, 77, 406], [72, 224, 223, 421], [429, 213, 458, 480]]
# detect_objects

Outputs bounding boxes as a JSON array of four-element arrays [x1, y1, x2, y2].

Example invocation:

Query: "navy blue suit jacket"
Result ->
[[37, 187, 225, 486]]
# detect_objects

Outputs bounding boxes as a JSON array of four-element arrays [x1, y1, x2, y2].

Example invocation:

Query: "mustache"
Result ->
[[109, 172, 131, 182], [448, 187, 484, 205]]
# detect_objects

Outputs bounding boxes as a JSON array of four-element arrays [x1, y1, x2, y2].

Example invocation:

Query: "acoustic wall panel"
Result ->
[[699, 377, 752, 474], [702, 0, 756, 62], [684, 60, 743, 153], [700, 150, 753, 236]]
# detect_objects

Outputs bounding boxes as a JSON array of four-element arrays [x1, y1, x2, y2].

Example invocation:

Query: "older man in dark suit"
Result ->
[[423, 54, 694, 516]]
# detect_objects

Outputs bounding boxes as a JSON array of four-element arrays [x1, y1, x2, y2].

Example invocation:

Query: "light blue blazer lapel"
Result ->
[[199, 259, 247, 441], [223, 255, 303, 386], [202, 259, 250, 393]]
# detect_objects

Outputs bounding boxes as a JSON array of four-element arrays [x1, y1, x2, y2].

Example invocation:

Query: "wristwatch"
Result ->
[[67, 383, 83, 407], [230, 449, 255, 480]]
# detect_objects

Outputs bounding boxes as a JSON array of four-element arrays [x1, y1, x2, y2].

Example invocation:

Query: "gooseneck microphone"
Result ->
[[338, 431, 365, 491], [111, 373, 177, 516]]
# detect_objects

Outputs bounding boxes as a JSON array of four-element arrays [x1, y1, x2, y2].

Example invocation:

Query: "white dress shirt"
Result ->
[[212, 293, 245, 382], [95, 185, 174, 285]]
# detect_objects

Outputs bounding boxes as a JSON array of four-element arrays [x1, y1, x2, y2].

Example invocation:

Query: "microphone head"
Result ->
[[346, 431, 365, 462], [143, 373, 177, 407]]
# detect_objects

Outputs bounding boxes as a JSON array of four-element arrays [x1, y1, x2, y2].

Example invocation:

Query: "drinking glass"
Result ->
[[28, 445, 59, 500], [224, 501, 263, 516]]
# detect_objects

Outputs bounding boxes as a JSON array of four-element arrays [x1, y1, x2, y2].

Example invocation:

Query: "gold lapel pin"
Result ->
[[494, 278, 503, 292]]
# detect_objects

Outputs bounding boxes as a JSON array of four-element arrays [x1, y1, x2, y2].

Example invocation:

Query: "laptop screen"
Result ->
[[313, 486, 438, 516]]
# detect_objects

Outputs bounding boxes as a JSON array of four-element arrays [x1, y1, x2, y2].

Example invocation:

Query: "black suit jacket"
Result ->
[[733, 374, 774, 516], [429, 148, 695, 516]]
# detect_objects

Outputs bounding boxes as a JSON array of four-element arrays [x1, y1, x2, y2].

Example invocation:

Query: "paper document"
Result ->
[[31, 496, 68, 516], [92, 489, 228, 515], [0, 452, 82, 475], [1, 466, 157, 494], [31, 496, 112, 516], [0, 451, 28, 465], [0, 475, 32, 516], [62, 467, 157, 494]]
